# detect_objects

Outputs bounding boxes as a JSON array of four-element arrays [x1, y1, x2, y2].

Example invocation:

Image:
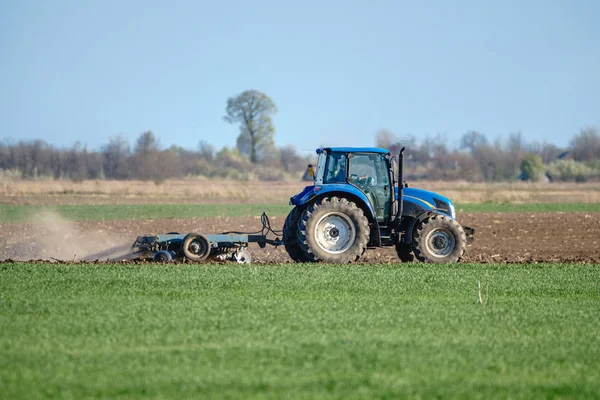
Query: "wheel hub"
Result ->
[[425, 228, 455, 258], [189, 241, 201, 254], [314, 212, 356, 254], [433, 235, 447, 249]]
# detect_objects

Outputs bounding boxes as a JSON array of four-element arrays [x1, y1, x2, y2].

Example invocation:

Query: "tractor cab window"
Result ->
[[323, 152, 347, 183], [347, 154, 389, 186], [348, 153, 391, 221]]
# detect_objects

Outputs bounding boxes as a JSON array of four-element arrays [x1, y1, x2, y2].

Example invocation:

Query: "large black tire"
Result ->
[[297, 197, 369, 263], [182, 233, 211, 262], [412, 214, 466, 263], [395, 243, 415, 262], [283, 208, 314, 262], [153, 250, 173, 263]]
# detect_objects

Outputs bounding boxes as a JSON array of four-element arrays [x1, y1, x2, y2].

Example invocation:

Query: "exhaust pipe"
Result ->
[[394, 147, 405, 229]]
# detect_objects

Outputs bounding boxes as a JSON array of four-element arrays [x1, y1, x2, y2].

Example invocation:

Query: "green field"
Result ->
[[1, 202, 599, 223], [1, 263, 599, 399], [0, 204, 293, 223]]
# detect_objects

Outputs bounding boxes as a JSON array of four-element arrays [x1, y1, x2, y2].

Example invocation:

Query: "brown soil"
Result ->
[[1, 212, 599, 264]]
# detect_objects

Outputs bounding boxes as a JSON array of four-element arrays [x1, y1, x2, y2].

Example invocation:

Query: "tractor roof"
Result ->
[[317, 147, 390, 154]]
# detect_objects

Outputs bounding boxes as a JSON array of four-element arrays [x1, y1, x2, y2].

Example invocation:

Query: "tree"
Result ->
[[459, 131, 488, 153], [520, 153, 545, 182], [102, 136, 130, 179], [134, 130, 160, 156], [66, 142, 89, 182], [571, 127, 600, 162], [527, 141, 563, 164], [133, 131, 162, 181], [506, 131, 525, 160], [224, 90, 277, 163], [279, 144, 302, 172], [375, 129, 396, 149], [198, 140, 216, 161]]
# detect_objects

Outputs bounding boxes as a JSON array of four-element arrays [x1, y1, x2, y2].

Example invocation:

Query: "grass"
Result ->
[[1, 202, 600, 223], [0, 204, 294, 223], [1, 262, 599, 399]]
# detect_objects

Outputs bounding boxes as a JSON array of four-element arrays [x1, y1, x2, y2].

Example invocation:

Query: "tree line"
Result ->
[[377, 127, 600, 182], [1, 89, 599, 182], [0, 132, 312, 182]]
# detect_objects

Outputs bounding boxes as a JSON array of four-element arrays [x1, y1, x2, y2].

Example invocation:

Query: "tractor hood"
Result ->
[[398, 187, 456, 218]]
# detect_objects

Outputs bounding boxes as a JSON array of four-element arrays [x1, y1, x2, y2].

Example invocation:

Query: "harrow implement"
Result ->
[[131, 213, 283, 264]]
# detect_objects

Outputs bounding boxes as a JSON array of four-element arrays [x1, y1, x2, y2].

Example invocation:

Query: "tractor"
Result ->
[[284, 147, 474, 263]]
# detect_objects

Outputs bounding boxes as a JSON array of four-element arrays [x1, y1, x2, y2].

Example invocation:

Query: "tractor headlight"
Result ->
[[434, 198, 454, 218]]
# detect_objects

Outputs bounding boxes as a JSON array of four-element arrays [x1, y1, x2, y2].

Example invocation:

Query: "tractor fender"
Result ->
[[296, 186, 377, 222]]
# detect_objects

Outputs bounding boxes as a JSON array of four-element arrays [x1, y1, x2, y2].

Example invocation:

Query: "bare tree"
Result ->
[[459, 131, 488, 153], [134, 131, 160, 156], [279, 144, 303, 172], [132, 131, 163, 180], [198, 140, 216, 161], [102, 136, 130, 179], [375, 128, 396, 149], [571, 127, 600, 161]]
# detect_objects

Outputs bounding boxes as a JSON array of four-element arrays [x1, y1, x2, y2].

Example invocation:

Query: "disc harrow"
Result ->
[[130, 213, 283, 264]]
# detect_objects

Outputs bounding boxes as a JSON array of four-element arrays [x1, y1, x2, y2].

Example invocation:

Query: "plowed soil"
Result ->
[[1, 212, 599, 263]]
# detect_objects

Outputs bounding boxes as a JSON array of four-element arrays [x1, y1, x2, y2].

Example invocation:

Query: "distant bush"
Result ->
[[520, 153, 545, 182], [0, 169, 23, 180], [547, 160, 593, 182]]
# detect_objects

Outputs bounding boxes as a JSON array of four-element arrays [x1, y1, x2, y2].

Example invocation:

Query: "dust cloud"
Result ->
[[0, 211, 133, 261]]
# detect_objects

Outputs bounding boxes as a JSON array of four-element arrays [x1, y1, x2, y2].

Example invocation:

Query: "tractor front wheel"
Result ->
[[412, 214, 466, 263], [297, 197, 369, 263]]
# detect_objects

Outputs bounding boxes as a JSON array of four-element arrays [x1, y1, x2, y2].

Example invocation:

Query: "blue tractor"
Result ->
[[284, 147, 475, 263]]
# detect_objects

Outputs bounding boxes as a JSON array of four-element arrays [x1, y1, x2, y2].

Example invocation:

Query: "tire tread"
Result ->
[[412, 214, 467, 263], [297, 196, 369, 263]]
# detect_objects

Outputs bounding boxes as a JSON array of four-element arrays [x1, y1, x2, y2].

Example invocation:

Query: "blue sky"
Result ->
[[1, 0, 598, 153]]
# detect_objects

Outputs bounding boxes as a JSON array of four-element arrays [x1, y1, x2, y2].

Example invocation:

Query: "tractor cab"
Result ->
[[287, 147, 473, 264], [317, 147, 392, 222]]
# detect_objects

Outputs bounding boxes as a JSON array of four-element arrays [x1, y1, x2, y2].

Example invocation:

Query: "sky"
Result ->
[[1, 0, 599, 154]]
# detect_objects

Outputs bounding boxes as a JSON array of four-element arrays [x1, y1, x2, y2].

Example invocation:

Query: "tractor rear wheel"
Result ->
[[412, 214, 466, 263], [283, 207, 314, 262], [297, 197, 369, 263]]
